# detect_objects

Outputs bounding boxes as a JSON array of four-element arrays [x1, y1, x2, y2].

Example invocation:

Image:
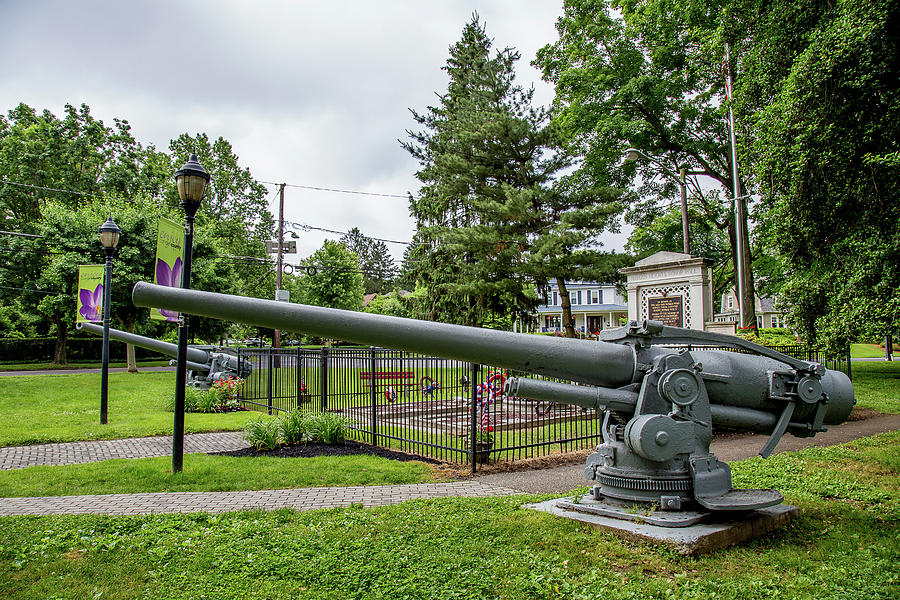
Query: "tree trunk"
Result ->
[[736, 196, 759, 334], [125, 320, 138, 373], [556, 277, 577, 338], [726, 209, 758, 335], [52, 317, 68, 365]]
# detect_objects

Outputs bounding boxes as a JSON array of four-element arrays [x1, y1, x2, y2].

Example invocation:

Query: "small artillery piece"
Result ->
[[133, 282, 854, 524], [76, 321, 250, 389]]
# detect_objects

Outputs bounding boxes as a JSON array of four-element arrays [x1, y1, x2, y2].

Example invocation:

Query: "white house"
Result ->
[[713, 288, 786, 329], [534, 281, 627, 334]]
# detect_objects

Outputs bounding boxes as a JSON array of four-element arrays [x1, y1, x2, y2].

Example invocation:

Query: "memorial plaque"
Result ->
[[648, 295, 684, 327]]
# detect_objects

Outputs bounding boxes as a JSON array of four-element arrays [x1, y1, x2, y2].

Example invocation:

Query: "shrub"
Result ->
[[242, 417, 281, 451], [302, 412, 351, 445], [280, 410, 308, 446], [194, 390, 217, 413], [166, 386, 205, 412], [166, 386, 231, 413]]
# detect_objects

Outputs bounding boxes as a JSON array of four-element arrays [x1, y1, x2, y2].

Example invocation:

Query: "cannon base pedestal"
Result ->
[[527, 497, 798, 555]]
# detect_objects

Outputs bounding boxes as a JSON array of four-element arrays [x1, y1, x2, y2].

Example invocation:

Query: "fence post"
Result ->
[[236, 348, 245, 405], [296, 347, 302, 410], [320, 346, 329, 412], [846, 346, 852, 381], [470, 362, 479, 475], [266, 350, 273, 415], [370, 346, 377, 446]]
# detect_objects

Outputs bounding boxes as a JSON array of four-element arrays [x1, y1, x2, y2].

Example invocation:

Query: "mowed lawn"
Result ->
[[851, 361, 900, 414], [0, 371, 258, 446], [0, 453, 434, 497], [1, 432, 897, 600]]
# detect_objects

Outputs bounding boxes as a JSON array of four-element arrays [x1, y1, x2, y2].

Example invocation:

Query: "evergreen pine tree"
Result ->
[[403, 14, 571, 328]]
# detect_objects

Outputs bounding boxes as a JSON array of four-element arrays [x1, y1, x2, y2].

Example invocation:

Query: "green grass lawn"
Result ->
[[1, 432, 897, 599], [850, 343, 893, 359], [0, 371, 258, 446], [0, 360, 170, 371], [0, 453, 434, 497], [850, 361, 900, 414]]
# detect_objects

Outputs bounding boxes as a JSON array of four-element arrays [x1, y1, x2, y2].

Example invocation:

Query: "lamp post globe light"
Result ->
[[623, 148, 691, 256], [171, 154, 210, 473], [98, 217, 121, 425]]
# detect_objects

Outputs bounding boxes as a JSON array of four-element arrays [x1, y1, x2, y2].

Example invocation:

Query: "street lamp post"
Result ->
[[623, 148, 692, 255], [98, 217, 121, 425], [171, 154, 210, 473]]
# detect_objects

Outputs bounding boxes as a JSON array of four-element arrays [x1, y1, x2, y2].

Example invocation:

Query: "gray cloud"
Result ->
[[1, 1, 629, 260]]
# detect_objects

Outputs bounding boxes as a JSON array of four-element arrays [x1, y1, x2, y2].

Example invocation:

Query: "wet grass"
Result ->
[[0, 371, 256, 446], [0, 452, 434, 497], [1, 432, 897, 599]]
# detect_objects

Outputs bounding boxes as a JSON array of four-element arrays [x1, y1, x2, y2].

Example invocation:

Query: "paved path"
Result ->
[[0, 482, 522, 516], [1, 412, 896, 517], [0, 432, 246, 470]]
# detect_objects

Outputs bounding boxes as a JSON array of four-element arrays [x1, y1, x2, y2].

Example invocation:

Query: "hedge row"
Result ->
[[0, 337, 168, 363]]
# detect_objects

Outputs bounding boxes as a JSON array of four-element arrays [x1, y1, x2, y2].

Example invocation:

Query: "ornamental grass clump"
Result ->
[[302, 412, 351, 445], [242, 416, 280, 451], [280, 410, 307, 445]]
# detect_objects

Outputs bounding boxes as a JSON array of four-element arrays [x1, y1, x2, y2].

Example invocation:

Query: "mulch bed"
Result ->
[[212, 440, 441, 464]]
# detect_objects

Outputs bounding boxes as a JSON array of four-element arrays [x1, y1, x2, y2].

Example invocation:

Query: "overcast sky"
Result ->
[[0, 1, 629, 263]]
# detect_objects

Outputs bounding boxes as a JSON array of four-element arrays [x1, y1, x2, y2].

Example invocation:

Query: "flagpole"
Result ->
[[725, 43, 747, 330]]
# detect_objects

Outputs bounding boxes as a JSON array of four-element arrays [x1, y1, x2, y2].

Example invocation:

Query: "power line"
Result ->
[[285, 220, 418, 246], [259, 180, 409, 199], [0, 177, 94, 197], [0, 230, 43, 239]]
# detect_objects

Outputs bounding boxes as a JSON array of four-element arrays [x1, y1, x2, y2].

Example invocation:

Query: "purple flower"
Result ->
[[155, 257, 182, 320], [79, 284, 103, 322]]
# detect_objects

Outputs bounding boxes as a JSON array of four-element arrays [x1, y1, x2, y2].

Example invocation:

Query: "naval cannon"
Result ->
[[76, 321, 250, 388], [132, 282, 854, 520]]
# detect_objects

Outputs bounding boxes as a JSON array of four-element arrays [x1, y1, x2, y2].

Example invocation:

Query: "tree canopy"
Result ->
[[403, 14, 622, 332], [535, 0, 759, 330], [0, 102, 275, 363], [729, 0, 900, 348]]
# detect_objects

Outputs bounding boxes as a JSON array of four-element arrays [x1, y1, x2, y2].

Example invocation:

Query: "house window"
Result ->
[[771, 314, 782, 328], [545, 316, 561, 330], [756, 315, 763, 329], [552, 291, 558, 306], [727, 296, 734, 309], [570, 291, 577, 304]]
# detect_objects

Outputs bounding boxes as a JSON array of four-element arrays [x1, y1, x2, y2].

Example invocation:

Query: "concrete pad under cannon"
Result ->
[[526, 498, 799, 555]]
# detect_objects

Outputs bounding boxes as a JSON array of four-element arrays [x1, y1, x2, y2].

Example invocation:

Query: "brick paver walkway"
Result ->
[[0, 482, 523, 516], [0, 432, 247, 470]]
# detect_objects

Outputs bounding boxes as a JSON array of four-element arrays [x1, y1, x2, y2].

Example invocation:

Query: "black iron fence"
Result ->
[[237, 342, 849, 470], [237, 346, 604, 471]]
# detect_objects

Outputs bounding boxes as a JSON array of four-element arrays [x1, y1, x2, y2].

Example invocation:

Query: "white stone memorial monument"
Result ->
[[621, 251, 721, 332]]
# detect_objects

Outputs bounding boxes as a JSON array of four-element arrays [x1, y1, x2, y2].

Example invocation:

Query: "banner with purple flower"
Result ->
[[150, 217, 184, 322], [76, 265, 104, 323]]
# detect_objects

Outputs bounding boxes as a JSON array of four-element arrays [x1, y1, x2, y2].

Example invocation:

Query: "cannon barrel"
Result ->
[[76, 322, 210, 367], [504, 376, 841, 433], [132, 282, 639, 388]]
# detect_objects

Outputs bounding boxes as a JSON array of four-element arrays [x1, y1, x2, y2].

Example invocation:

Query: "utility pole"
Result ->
[[273, 183, 285, 349], [725, 43, 756, 333]]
